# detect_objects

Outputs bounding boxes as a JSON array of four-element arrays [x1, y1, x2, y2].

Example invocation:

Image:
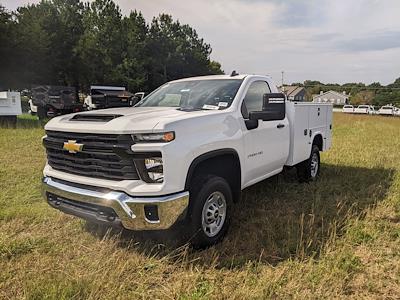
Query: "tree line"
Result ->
[[0, 0, 223, 93], [292, 78, 400, 107]]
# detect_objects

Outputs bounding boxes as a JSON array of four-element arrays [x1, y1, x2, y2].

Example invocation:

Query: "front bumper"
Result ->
[[42, 177, 189, 230]]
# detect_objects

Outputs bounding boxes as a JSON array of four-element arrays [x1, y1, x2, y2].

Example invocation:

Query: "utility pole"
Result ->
[[281, 71, 285, 92]]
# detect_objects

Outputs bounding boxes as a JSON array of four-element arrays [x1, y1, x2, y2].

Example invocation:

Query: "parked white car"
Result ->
[[394, 107, 400, 117], [378, 105, 395, 116], [342, 105, 354, 113], [42, 74, 333, 247], [354, 105, 375, 114]]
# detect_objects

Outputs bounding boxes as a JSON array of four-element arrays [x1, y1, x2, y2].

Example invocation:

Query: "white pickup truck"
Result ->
[[42, 74, 332, 247]]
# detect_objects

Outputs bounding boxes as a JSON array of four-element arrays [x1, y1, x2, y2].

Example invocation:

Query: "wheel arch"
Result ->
[[312, 133, 323, 151], [185, 149, 242, 202]]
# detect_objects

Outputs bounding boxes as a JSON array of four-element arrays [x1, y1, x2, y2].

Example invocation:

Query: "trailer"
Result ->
[[0, 91, 22, 127]]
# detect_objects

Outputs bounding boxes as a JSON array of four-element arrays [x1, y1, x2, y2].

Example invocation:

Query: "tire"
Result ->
[[186, 175, 233, 249], [297, 145, 320, 183]]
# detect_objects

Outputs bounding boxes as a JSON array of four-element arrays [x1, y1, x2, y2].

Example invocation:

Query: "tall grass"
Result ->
[[0, 113, 399, 299]]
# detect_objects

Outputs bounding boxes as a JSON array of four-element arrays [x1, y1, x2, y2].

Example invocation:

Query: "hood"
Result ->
[[44, 106, 223, 134]]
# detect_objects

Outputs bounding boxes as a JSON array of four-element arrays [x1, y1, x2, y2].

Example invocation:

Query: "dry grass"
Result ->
[[0, 113, 399, 299]]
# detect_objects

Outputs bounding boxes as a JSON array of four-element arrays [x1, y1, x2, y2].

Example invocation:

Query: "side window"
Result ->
[[241, 81, 271, 119]]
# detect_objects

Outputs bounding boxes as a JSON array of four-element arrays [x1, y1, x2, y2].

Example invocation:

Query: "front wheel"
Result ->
[[186, 175, 232, 249], [297, 145, 320, 182]]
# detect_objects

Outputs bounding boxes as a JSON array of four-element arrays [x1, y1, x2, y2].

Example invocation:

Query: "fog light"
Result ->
[[144, 205, 159, 222], [144, 157, 164, 182]]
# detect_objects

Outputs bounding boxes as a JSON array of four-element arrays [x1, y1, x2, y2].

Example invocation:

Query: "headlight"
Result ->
[[134, 153, 164, 183], [132, 132, 175, 143]]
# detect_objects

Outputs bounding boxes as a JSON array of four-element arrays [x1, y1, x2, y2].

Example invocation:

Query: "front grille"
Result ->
[[44, 131, 139, 181]]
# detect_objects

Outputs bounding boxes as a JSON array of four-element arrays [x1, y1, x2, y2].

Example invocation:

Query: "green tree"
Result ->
[[350, 90, 375, 105], [147, 14, 222, 89], [112, 10, 149, 91], [76, 0, 125, 89], [0, 5, 15, 88], [12, 2, 56, 86], [1, 0, 223, 92]]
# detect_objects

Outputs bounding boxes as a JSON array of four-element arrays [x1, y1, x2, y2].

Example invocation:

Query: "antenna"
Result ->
[[230, 70, 239, 77]]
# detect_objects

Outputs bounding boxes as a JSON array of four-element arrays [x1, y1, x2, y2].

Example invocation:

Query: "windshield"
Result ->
[[136, 79, 243, 110]]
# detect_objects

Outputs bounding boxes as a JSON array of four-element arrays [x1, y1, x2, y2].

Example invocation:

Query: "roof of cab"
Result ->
[[170, 74, 267, 83]]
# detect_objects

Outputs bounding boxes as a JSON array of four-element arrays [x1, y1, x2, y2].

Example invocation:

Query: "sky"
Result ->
[[3, 0, 400, 85]]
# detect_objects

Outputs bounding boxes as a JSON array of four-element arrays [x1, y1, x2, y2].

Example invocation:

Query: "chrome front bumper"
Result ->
[[42, 177, 189, 230]]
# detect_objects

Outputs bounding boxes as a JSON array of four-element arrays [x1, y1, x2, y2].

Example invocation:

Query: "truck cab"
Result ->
[[42, 74, 332, 247]]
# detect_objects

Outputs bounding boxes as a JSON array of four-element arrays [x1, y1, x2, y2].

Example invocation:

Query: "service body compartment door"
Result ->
[[286, 102, 333, 166], [324, 105, 333, 150], [285, 102, 311, 166]]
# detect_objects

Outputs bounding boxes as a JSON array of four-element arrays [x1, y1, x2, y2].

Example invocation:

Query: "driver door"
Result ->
[[241, 80, 290, 186]]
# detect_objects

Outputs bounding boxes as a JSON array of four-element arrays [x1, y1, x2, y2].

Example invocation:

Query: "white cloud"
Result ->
[[3, 0, 400, 84]]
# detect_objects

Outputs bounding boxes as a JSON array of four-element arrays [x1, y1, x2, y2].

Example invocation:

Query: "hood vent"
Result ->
[[70, 114, 123, 122]]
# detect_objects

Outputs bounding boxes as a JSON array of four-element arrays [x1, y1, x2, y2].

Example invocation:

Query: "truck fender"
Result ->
[[184, 148, 242, 202]]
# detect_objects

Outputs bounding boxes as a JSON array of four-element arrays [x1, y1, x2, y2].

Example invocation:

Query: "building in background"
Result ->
[[312, 91, 349, 105], [280, 86, 306, 101]]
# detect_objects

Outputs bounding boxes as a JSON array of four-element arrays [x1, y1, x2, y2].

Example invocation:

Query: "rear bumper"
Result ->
[[42, 177, 189, 230]]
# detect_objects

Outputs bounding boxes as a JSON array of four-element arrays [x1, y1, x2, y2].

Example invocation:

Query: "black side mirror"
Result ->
[[131, 95, 141, 106], [248, 93, 286, 121], [263, 93, 286, 110]]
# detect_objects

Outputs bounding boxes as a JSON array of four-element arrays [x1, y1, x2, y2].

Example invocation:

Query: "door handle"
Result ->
[[277, 124, 285, 129]]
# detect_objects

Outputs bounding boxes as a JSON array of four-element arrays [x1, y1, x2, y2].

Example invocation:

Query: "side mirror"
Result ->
[[263, 93, 286, 109], [131, 95, 141, 106], [248, 93, 286, 121]]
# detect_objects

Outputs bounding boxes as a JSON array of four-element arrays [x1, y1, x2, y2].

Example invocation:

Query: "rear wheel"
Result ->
[[186, 175, 232, 248], [297, 145, 320, 182]]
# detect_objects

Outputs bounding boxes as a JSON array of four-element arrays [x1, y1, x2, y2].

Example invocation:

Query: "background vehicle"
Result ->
[[378, 105, 395, 116], [132, 92, 146, 106], [32, 85, 83, 119], [368, 106, 377, 115], [394, 107, 400, 117], [28, 98, 38, 115], [0, 91, 22, 127], [84, 86, 134, 110], [342, 105, 354, 113], [354, 105, 374, 114], [42, 74, 333, 248]]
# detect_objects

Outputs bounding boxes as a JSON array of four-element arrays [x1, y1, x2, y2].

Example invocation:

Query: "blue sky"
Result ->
[[3, 0, 400, 85]]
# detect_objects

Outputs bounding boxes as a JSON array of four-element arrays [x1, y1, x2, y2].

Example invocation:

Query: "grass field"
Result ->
[[0, 113, 399, 299]]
